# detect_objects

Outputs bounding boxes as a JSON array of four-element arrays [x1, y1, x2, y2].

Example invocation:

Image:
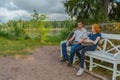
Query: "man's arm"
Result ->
[[77, 38, 87, 44], [67, 34, 75, 42], [66, 34, 75, 46], [77, 31, 88, 44]]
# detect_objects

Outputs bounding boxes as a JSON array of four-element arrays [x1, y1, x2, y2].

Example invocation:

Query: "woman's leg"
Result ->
[[75, 46, 85, 62], [76, 46, 95, 76], [80, 46, 95, 68]]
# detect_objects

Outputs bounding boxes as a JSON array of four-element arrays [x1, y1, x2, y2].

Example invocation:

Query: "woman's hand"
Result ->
[[84, 39, 89, 42], [85, 37, 101, 44], [83, 38, 93, 43], [86, 39, 94, 42]]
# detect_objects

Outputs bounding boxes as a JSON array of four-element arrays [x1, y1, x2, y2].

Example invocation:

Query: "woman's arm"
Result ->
[[87, 37, 101, 44], [77, 38, 87, 44]]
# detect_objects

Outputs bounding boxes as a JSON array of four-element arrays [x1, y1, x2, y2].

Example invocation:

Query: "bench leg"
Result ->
[[73, 54, 77, 64], [60, 47, 63, 58], [112, 63, 117, 80], [89, 57, 93, 71], [60, 43, 63, 57], [73, 56, 76, 64]]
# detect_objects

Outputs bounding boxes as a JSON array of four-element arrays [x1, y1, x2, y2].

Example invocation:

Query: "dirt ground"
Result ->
[[0, 46, 100, 80]]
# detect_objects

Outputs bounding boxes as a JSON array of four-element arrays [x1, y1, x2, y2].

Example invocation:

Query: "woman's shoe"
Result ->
[[76, 68, 85, 76]]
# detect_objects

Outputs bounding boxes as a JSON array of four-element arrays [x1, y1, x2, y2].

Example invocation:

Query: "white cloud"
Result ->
[[0, 7, 31, 22], [0, 7, 68, 22], [0, 0, 67, 22], [47, 13, 68, 21], [4, 1, 18, 9]]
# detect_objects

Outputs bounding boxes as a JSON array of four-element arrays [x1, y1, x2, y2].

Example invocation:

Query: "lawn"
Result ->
[[0, 37, 60, 57]]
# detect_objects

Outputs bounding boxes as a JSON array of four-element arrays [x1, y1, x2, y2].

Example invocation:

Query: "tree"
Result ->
[[63, 0, 106, 24], [100, 0, 111, 18], [31, 10, 48, 22], [63, 0, 115, 24], [108, 2, 120, 21], [30, 10, 49, 41]]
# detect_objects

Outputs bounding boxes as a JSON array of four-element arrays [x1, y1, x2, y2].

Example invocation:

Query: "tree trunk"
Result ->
[[101, 0, 110, 22]]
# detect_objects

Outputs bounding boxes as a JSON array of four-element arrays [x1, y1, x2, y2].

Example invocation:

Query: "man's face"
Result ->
[[77, 22, 83, 29]]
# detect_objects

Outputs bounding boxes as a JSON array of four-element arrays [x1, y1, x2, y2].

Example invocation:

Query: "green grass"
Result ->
[[0, 37, 42, 56], [45, 35, 62, 45], [0, 36, 62, 57]]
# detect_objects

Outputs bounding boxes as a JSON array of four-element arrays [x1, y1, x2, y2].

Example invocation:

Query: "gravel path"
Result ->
[[0, 46, 100, 80]]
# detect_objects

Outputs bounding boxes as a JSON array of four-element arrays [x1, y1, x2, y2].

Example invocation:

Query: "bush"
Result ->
[[60, 20, 76, 40]]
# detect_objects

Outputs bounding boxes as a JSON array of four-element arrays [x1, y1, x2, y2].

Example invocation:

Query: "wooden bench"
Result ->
[[60, 33, 120, 80]]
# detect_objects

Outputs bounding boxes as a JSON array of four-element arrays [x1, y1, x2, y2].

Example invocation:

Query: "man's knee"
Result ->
[[71, 46, 76, 51], [62, 42, 66, 47]]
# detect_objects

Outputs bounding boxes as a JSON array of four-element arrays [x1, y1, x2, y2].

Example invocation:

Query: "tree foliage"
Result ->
[[63, 0, 106, 24], [63, 0, 120, 23], [0, 10, 49, 41], [108, 2, 120, 21], [31, 10, 48, 22]]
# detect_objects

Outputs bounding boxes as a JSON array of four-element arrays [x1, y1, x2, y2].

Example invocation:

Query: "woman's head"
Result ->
[[92, 24, 100, 33]]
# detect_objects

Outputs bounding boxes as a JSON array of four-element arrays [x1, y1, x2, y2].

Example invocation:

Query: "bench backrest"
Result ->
[[95, 33, 120, 58], [101, 33, 120, 40]]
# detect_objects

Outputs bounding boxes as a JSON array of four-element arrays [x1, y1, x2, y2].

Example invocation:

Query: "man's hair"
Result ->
[[77, 20, 84, 24]]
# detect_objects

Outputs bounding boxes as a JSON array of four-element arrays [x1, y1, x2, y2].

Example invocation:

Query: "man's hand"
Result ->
[[66, 41, 69, 47], [72, 42, 78, 44]]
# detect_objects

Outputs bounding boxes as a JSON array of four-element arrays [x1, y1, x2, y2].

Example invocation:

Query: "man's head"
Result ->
[[77, 20, 84, 29]]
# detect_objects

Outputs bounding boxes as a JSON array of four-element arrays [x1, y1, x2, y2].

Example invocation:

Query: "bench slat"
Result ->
[[101, 33, 120, 40]]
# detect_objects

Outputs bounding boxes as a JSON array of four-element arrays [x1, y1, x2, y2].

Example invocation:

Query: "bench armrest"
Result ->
[[113, 45, 120, 59], [60, 40, 66, 44], [114, 52, 120, 59]]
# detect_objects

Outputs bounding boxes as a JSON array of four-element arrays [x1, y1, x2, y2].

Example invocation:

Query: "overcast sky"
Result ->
[[0, 0, 68, 22]]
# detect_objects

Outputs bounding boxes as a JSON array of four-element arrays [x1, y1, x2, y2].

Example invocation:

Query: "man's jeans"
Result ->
[[61, 41, 81, 64]]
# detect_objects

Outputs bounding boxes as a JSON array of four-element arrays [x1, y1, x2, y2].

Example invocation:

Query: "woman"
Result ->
[[75, 24, 101, 76]]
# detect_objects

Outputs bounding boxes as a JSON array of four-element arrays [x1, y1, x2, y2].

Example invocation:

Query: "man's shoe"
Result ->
[[67, 62, 72, 67], [60, 59, 68, 62], [76, 68, 85, 76]]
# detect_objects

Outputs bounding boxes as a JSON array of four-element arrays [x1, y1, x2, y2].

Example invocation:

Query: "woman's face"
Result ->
[[92, 26, 95, 33]]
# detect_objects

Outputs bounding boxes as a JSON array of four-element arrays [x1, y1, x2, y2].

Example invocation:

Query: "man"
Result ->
[[61, 20, 88, 66]]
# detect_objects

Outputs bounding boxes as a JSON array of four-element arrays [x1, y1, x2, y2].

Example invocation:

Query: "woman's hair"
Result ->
[[92, 24, 100, 33]]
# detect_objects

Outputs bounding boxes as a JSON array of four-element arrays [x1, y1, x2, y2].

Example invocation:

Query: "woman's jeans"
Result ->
[[61, 41, 81, 64], [75, 45, 95, 68]]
